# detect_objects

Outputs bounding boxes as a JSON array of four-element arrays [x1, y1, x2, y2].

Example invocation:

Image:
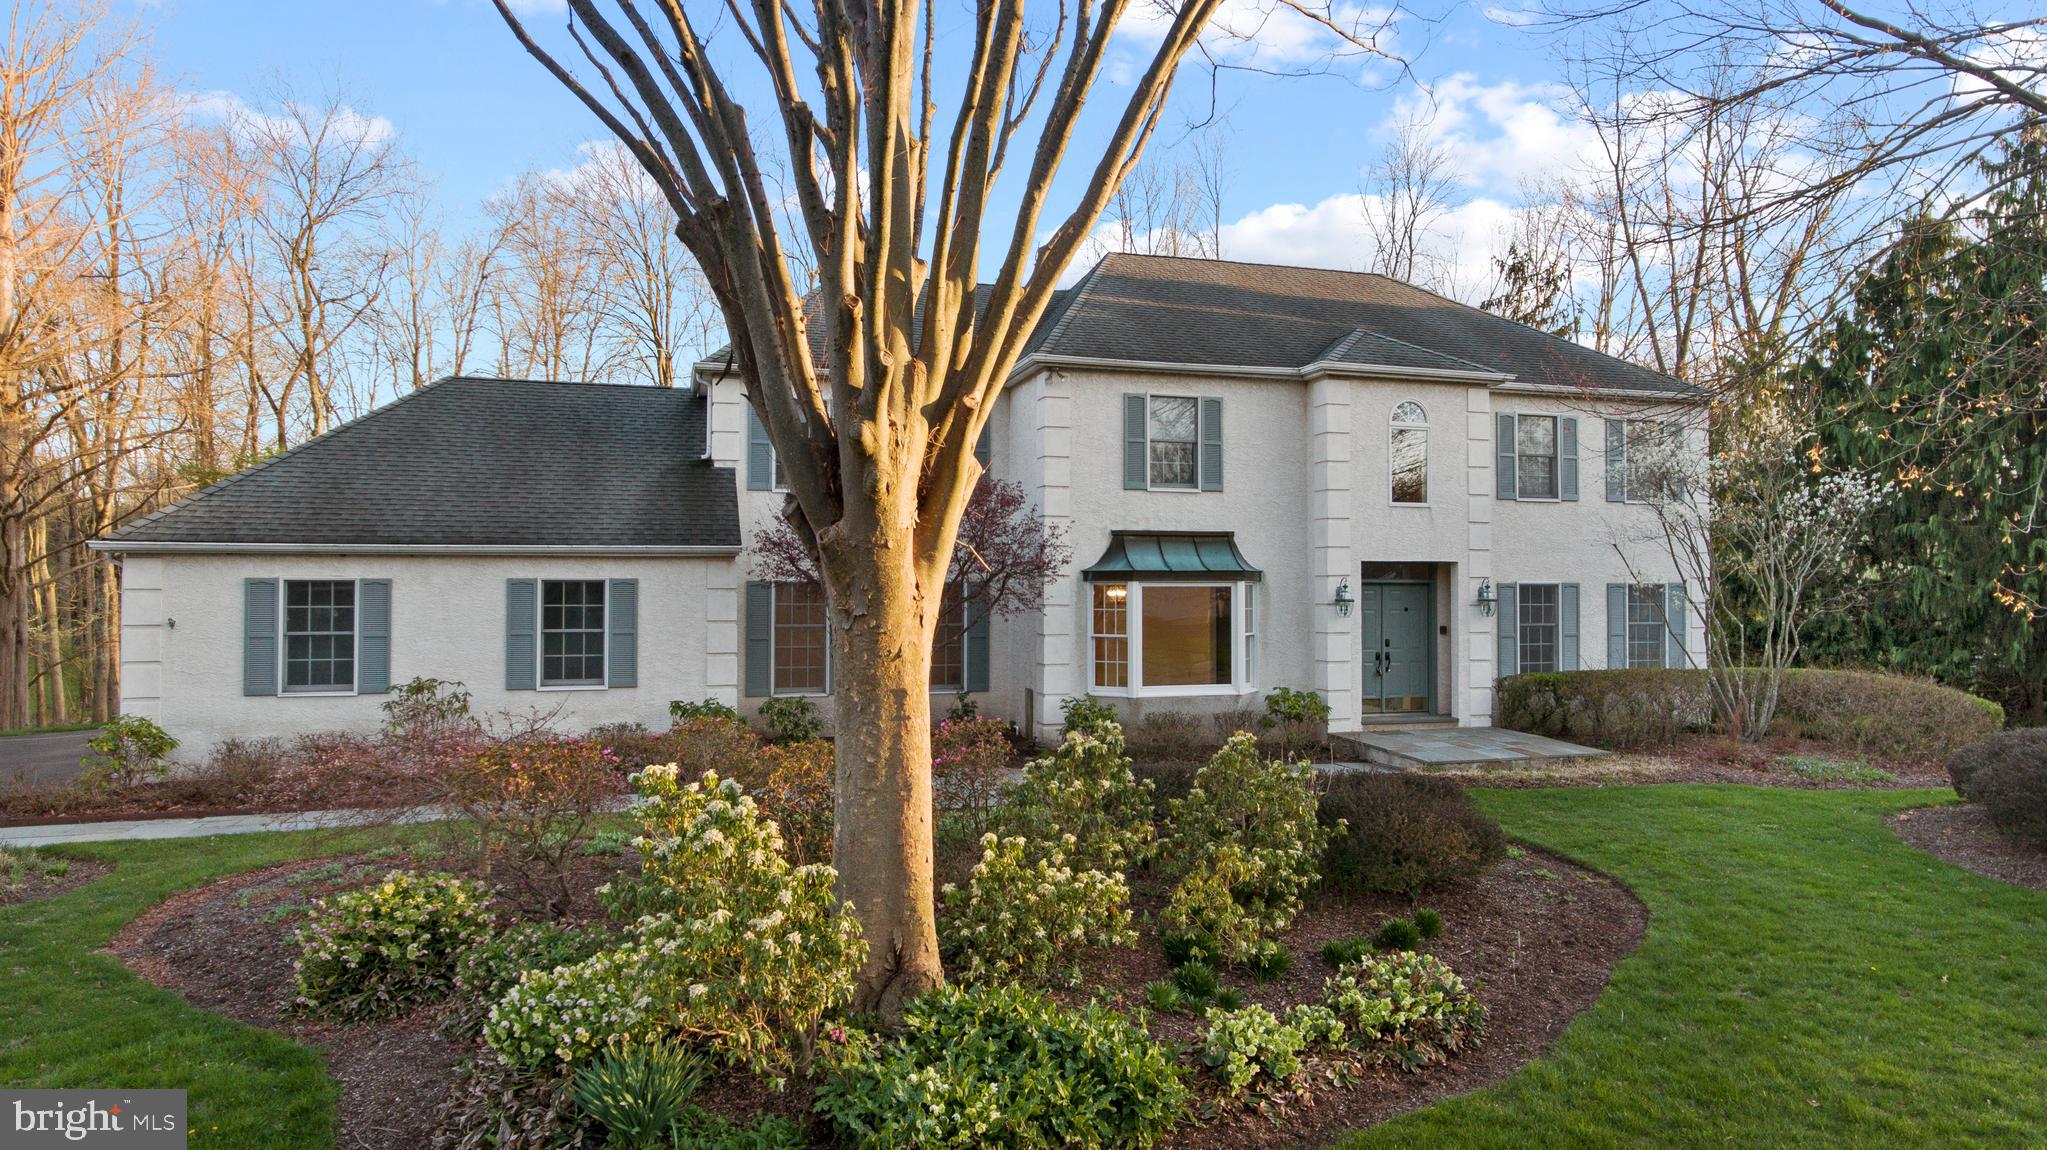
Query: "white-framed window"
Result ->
[[1516, 414, 1560, 499], [1092, 584, 1130, 690], [1148, 395, 1200, 489], [929, 588, 968, 692], [284, 579, 356, 693], [1089, 581, 1256, 695], [1626, 584, 1668, 668], [1390, 400, 1428, 504], [541, 579, 607, 687], [1517, 583, 1560, 674], [770, 581, 830, 695], [1610, 419, 1675, 502]]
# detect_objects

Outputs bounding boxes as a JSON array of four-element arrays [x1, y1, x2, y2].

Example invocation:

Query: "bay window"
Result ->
[[1089, 581, 1256, 694]]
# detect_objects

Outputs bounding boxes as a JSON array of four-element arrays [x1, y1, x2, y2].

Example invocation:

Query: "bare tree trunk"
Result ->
[[823, 546, 941, 1013]]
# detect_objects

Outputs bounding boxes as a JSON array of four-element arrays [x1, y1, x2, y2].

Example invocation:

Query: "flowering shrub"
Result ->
[[293, 870, 494, 1020], [1200, 1004, 1309, 1096], [446, 919, 614, 1037], [932, 717, 1013, 836], [449, 734, 626, 913], [939, 833, 1135, 985], [997, 721, 1155, 871], [487, 768, 864, 1073], [815, 984, 1187, 1148], [1158, 733, 1341, 961], [1321, 950, 1485, 1066]]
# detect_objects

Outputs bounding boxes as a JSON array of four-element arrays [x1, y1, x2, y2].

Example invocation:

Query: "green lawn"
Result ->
[[0, 829, 410, 1149], [5, 787, 2045, 1149], [1340, 785, 2047, 1149]]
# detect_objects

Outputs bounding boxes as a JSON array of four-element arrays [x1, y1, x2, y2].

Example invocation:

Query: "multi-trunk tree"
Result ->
[[490, 0, 1394, 1012]]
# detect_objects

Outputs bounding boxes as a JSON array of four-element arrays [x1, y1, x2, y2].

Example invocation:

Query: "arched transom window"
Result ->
[[1391, 401, 1428, 504]]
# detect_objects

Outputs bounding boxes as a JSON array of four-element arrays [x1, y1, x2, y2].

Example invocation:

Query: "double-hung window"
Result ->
[[284, 580, 356, 693], [1124, 393, 1222, 491], [1607, 419, 1677, 502], [1090, 581, 1255, 694], [541, 580, 606, 686], [1626, 585, 1668, 668], [1517, 583, 1560, 674], [1516, 415, 1559, 499], [1148, 396, 1200, 489], [929, 589, 967, 691], [770, 582, 830, 695]]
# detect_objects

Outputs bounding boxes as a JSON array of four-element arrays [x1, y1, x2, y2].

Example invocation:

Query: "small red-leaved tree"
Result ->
[[752, 479, 1069, 630]]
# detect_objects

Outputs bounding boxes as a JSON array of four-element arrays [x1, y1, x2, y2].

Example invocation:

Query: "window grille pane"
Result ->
[[540, 580, 607, 685], [772, 582, 830, 694], [1147, 396, 1199, 488], [1092, 584, 1129, 689], [1517, 415, 1558, 498], [1627, 585, 1666, 668], [283, 580, 356, 692], [1518, 583, 1559, 673], [1391, 427, 1428, 503]]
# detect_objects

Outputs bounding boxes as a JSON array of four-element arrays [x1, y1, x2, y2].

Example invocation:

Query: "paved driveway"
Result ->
[[0, 729, 98, 790]]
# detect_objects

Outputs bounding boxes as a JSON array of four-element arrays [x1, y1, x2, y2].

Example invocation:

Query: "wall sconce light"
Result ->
[[1333, 578, 1353, 617], [1474, 579, 1496, 617]]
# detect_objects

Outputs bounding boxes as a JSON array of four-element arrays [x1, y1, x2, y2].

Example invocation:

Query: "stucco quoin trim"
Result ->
[[85, 541, 743, 558]]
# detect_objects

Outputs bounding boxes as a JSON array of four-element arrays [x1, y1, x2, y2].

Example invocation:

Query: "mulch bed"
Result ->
[[1889, 803, 2047, 891], [0, 856, 111, 907], [106, 842, 1643, 1150], [1126, 846, 1643, 1148], [106, 850, 634, 1150]]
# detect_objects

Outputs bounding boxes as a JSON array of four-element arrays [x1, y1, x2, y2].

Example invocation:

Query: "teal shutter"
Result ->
[[1495, 582, 1518, 680], [744, 581, 774, 697], [1123, 394, 1148, 489], [1665, 583, 1688, 668], [974, 424, 992, 469], [358, 579, 391, 693], [1606, 584, 1628, 668], [1605, 419, 1627, 501], [964, 602, 990, 693], [1559, 416, 1579, 500], [746, 404, 774, 491], [1560, 583, 1580, 670], [505, 579, 537, 690], [243, 578, 278, 696], [607, 578, 638, 688], [1495, 412, 1517, 500], [1199, 397, 1224, 492]]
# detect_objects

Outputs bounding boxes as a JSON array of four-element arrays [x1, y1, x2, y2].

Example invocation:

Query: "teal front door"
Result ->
[[1361, 583, 1433, 714]]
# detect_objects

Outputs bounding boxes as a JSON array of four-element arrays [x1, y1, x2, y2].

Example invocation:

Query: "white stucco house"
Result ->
[[92, 253, 1706, 755]]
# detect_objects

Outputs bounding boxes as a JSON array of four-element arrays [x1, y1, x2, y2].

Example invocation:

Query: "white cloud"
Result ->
[[1074, 190, 1522, 300], [179, 89, 397, 149], [1390, 74, 1602, 194], [1112, 0, 1402, 76], [1480, 4, 1539, 27]]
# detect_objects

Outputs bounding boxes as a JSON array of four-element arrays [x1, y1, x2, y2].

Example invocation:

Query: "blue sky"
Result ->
[[142, 0, 1578, 293]]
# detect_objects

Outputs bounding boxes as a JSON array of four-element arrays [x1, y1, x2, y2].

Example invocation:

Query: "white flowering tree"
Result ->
[[1619, 414, 1888, 742]]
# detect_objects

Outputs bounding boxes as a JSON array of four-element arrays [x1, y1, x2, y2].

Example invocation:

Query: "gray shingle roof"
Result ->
[[105, 376, 739, 550], [700, 253, 1693, 397], [1030, 254, 1693, 394]]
